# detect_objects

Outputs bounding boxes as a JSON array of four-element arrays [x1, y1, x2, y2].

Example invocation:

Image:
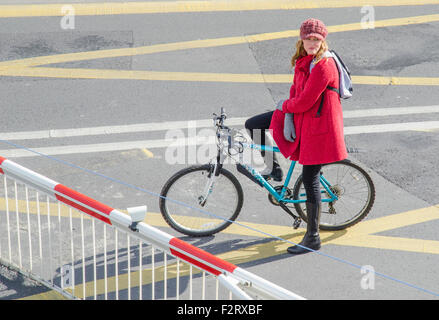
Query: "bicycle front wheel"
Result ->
[[292, 160, 375, 231], [159, 164, 244, 237]]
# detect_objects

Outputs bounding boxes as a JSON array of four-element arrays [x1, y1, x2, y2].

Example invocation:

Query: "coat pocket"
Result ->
[[310, 115, 329, 136]]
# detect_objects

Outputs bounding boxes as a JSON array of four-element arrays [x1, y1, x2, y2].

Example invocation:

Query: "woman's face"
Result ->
[[303, 36, 322, 55]]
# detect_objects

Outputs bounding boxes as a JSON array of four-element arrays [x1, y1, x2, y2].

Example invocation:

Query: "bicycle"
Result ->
[[159, 108, 375, 237]]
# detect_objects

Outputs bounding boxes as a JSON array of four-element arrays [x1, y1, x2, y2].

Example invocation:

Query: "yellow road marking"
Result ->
[[342, 205, 439, 235], [1, 14, 439, 86], [2, 197, 439, 253], [2, 66, 439, 86], [3, 1, 438, 300], [6, 201, 439, 299], [0, 67, 276, 82], [412, 128, 439, 132], [0, 196, 170, 227], [1, 0, 439, 18], [0, 37, 251, 69], [141, 148, 154, 158], [330, 234, 439, 254], [2, 14, 439, 69], [19, 205, 439, 300], [352, 75, 439, 86], [21, 246, 226, 300], [20, 290, 67, 300]]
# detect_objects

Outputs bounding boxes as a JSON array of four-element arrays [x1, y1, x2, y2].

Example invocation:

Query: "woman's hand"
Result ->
[[283, 113, 296, 142], [276, 100, 285, 111]]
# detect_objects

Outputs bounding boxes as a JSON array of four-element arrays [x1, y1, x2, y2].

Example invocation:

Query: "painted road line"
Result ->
[[2, 66, 439, 86], [1, 106, 438, 141], [21, 257, 194, 300], [20, 246, 233, 300], [0, 67, 276, 83], [3, 196, 438, 254], [338, 204, 439, 236], [0, 117, 247, 140], [17, 204, 439, 300], [0, 135, 216, 158], [0, 197, 171, 228], [141, 148, 154, 158], [352, 75, 439, 86], [2, 14, 439, 70], [20, 290, 67, 300], [343, 121, 439, 135], [0, 195, 295, 236], [1, 0, 439, 18], [343, 105, 439, 118], [2, 120, 439, 158]]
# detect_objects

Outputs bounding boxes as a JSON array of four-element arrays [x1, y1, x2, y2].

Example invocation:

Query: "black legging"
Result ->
[[302, 164, 322, 204], [244, 111, 273, 158], [245, 111, 322, 204]]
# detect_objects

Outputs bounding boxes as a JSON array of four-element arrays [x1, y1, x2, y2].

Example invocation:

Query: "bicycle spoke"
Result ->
[[294, 160, 375, 230], [160, 165, 243, 236]]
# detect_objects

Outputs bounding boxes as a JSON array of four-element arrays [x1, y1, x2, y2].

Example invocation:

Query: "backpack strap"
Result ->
[[312, 52, 340, 117], [316, 85, 339, 117], [327, 85, 339, 94], [316, 91, 325, 118]]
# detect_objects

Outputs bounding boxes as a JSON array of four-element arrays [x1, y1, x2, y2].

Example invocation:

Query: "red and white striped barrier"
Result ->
[[0, 155, 304, 300]]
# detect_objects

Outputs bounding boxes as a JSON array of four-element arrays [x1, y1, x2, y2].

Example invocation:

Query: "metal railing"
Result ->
[[0, 156, 304, 300]]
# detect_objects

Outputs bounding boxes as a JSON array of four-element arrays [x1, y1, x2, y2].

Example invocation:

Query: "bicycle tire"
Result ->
[[159, 164, 244, 237], [292, 160, 375, 231]]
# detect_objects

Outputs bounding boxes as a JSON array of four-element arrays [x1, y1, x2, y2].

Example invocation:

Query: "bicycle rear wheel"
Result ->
[[292, 160, 375, 231], [159, 164, 244, 237]]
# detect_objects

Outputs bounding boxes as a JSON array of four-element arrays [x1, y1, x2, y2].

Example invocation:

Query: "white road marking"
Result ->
[[0, 105, 438, 141], [1, 120, 439, 158], [344, 121, 439, 134], [0, 105, 438, 158], [0, 136, 217, 158], [0, 118, 245, 141], [343, 105, 439, 118]]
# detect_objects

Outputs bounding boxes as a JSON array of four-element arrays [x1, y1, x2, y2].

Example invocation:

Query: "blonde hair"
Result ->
[[291, 39, 329, 68]]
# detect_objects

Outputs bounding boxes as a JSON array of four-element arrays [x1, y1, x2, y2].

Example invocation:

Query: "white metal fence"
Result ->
[[0, 156, 304, 300]]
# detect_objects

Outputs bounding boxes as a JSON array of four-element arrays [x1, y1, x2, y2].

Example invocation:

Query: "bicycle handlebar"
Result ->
[[212, 107, 227, 128], [212, 108, 246, 156], [212, 109, 366, 158]]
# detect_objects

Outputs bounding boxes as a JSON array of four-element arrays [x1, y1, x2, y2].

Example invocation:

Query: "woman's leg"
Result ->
[[287, 164, 322, 254], [244, 111, 283, 181], [302, 164, 323, 204], [244, 111, 273, 152]]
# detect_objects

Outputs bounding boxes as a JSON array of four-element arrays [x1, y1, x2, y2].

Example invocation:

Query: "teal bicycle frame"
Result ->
[[240, 143, 339, 205], [210, 108, 340, 228]]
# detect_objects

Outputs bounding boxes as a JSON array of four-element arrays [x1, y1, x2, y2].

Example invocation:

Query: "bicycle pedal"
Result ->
[[293, 218, 301, 229]]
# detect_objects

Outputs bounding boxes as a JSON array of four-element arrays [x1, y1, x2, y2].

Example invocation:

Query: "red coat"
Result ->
[[269, 54, 347, 165]]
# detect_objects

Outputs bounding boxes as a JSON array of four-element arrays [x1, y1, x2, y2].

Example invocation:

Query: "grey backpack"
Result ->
[[310, 50, 353, 99], [310, 50, 353, 116]]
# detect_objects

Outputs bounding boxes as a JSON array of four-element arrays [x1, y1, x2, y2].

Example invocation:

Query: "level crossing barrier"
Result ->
[[0, 156, 304, 300]]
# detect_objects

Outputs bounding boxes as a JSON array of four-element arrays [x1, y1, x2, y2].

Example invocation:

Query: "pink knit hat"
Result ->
[[300, 18, 328, 40]]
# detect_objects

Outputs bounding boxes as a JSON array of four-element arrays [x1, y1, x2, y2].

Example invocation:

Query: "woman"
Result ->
[[245, 18, 348, 254]]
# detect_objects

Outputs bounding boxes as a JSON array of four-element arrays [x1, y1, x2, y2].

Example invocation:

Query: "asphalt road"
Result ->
[[0, 0, 439, 301]]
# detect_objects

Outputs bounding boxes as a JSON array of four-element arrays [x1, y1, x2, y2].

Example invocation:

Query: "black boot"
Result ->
[[287, 202, 321, 254], [258, 133, 283, 182], [261, 159, 283, 182]]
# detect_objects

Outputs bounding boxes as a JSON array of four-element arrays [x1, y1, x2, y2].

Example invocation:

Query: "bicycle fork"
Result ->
[[198, 151, 226, 207]]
